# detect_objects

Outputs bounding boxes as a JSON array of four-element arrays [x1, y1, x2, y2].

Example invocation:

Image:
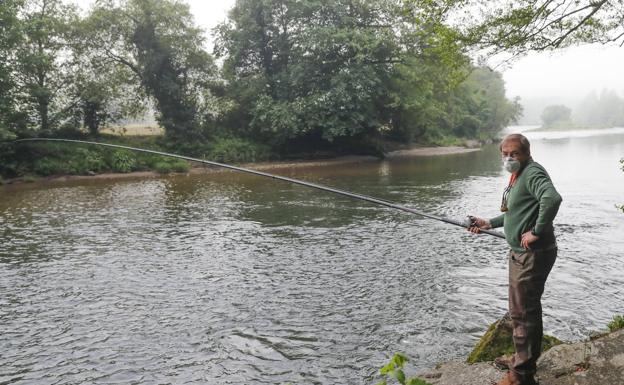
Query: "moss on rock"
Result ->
[[467, 313, 562, 363]]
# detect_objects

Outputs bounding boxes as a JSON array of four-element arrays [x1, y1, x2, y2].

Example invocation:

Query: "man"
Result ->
[[469, 133, 562, 385]]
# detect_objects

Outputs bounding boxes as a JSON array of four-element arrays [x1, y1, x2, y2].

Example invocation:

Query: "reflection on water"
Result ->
[[1, 131, 623, 384]]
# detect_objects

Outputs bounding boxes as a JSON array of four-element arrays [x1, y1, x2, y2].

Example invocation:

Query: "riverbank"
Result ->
[[417, 328, 624, 385], [0, 145, 481, 187], [413, 314, 624, 385]]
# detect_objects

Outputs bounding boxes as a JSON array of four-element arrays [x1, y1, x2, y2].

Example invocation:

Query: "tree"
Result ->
[[214, 0, 522, 152], [84, 0, 218, 148], [456, 0, 624, 56], [541, 104, 572, 127], [13, 0, 78, 134], [66, 15, 147, 136], [0, 0, 24, 140], [575, 89, 624, 128], [215, 0, 450, 148], [452, 67, 522, 137]]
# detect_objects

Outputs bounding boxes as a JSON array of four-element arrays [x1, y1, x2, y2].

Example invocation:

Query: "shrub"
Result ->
[[170, 159, 190, 173], [74, 148, 106, 173], [423, 132, 464, 147], [376, 353, 432, 385], [33, 158, 71, 176], [153, 159, 190, 174], [108, 150, 136, 173], [608, 315, 624, 332], [208, 137, 271, 163]]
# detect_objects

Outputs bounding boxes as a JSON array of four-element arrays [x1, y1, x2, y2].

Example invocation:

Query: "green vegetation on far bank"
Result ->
[[0, 136, 193, 179], [0, 132, 490, 181], [0, 0, 522, 180], [538, 89, 624, 130]]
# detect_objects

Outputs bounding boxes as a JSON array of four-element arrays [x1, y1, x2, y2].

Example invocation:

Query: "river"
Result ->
[[1, 127, 623, 384]]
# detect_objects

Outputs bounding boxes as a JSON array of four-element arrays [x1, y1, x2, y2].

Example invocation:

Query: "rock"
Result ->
[[467, 313, 562, 363], [418, 361, 504, 385], [416, 328, 624, 385], [535, 328, 624, 385]]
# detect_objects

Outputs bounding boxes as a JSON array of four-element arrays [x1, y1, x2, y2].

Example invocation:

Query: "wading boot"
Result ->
[[496, 371, 537, 385]]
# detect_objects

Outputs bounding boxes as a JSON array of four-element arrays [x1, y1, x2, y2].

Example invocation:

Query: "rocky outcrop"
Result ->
[[417, 329, 624, 385], [536, 328, 624, 385], [467, 313, 562, 364], [419, 361, 504, 385]]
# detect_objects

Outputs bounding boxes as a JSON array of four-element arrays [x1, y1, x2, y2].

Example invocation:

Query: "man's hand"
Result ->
[[468, 216, 491, 234], [521, 231, 539, 249]]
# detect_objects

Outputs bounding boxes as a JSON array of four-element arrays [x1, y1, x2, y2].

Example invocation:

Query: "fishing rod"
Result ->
[[10, 138, 505, 239]]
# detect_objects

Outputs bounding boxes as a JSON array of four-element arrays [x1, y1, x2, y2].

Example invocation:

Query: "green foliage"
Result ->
[[108, 150, 136, 173], [0, 0, 22, 141], [376, 353, 432, 385], [67, 15, 148, 136], [608, 315, 624, 332], [423, 133, 464, 147], [153, 159, 190, 174], [0, 0, 566, 168], [13, 0, 79, 133], [214, 0, 520, 154], [85, 0, 218, 146], [215, 0, 408, 147], [458, 0, 624, 56], [541, 105, 572, 127], [1, 139, 197, 178], [24, 143, 107, 175], [389, 60, 520, 143], [32, 158, 69, 176], [208, 137, 271, 163]]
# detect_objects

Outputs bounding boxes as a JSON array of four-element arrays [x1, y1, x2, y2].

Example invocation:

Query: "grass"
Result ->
[[153, 159, 190, 174], [208, 137, 271, 163], [607, 315, 624, 332], [7, 138, 192, 178]]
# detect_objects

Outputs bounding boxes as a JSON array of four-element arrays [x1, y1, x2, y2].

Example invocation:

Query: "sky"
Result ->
[[75, 0, 624, 104]]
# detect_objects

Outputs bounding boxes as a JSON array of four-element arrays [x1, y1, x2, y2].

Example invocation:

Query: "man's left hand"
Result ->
[[521, 231, 539, 249]]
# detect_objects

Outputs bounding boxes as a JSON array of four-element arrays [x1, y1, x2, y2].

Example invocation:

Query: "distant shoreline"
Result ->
[[521, 124, 624, 132], [0, 145, 481, 187]]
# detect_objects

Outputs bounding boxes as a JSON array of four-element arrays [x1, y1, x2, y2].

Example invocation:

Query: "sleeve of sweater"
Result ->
[[489, 213, 505, 228], [526, 166, 562, 235]]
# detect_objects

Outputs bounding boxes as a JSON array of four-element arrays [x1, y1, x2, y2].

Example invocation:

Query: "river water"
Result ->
[[1, 127, 623, 384]]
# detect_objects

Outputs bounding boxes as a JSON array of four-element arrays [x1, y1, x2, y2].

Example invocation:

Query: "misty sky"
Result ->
[[75, 0, 624, 103]]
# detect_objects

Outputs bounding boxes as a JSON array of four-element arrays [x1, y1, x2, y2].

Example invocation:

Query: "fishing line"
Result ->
[[9, 138, 505, 239]]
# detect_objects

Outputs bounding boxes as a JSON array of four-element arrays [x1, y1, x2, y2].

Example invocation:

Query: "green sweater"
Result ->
[[489, 159, 562, 252]]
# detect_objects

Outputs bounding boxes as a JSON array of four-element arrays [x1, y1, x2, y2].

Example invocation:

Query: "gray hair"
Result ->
[[500, 134, 530, 155]]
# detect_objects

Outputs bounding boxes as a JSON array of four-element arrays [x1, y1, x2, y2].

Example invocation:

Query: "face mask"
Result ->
[[503, 156, 521, 173]]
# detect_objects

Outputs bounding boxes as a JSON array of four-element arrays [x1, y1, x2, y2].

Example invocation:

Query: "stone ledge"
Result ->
[[416, 329, 624, 385]]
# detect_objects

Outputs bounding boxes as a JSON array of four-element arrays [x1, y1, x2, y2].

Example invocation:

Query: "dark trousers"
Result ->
[[508, 247, 557, 380]]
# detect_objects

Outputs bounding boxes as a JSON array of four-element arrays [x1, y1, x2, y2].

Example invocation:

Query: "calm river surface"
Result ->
[[1, 127, 623, 384]]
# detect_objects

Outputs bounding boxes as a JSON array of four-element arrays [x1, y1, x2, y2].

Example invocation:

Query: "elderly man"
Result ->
[[470, 133, 562, 385]]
